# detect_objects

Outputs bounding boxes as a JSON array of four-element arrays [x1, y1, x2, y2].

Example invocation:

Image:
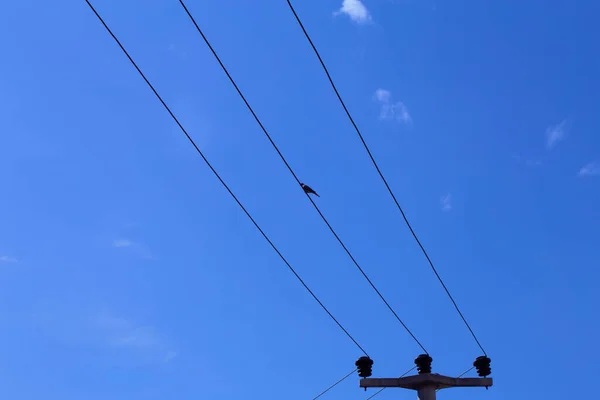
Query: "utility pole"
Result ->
[[355, 354, 492, 400]]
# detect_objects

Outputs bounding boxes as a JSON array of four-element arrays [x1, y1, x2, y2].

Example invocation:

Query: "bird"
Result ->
[[301, 183, 319, 197]]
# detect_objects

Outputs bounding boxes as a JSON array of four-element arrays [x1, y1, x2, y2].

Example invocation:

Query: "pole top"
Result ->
[[359, 373, 493, 391]]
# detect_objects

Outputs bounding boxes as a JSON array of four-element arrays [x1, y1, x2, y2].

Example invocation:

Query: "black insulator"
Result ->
[[414, 354, 433, 374], [355, 356, 374, 378], [473, 356, 491, 377]]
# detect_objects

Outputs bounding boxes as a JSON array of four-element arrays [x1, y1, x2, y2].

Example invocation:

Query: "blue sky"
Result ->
[[1, 0, 599, 399]]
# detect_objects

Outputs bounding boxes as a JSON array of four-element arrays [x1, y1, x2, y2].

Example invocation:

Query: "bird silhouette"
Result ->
[[301, 183, 319, 197]]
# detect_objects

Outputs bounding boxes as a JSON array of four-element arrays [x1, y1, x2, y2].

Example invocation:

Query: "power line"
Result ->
[[284, 0, 487, 356], [176, 0, 428, 355], [83, 0, 367, 357], [434, 366, 476, 393], [456, 365, 476, 378], [365, 366, 417, 400], [365, 365, 474, 400], [312, 369, 357, 400]]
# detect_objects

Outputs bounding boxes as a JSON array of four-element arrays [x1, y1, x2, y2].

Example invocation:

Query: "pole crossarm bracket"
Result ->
[[359, 373, 493, 391]]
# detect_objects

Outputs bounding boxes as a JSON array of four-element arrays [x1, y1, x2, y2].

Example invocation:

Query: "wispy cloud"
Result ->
[[167, 43, 188, 60], [0, 255, 18, 263], [113, 327, 159, 348], [546, 120, 567, 149], [164, 351, 178, 362], [373, 89, 412, 123], [95, 313, 152, 347], [525, 159, 542, 167], [95, 312, 176, 362], [440, 193, 452, 211], [335, 0, 372, 24], [32, 306, 176, 365], [374, 89, 391, 103], [113, 239, 134, 248], [512, 153, 542, 167], [382, 102, 411, 123], [112, 238, 153, 259], [578, 162, 600, 177]]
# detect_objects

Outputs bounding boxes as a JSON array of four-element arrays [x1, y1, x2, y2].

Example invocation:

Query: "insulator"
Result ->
[[414, 354, 432, 374], [355, 356, 374, 378], [473, 356, 491, 377]]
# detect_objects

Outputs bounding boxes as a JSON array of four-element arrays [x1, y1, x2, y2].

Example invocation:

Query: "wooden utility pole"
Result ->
[[357, 354, 492, 400]]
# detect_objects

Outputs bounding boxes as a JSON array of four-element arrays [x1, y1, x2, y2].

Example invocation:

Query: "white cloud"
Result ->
[[578, 162, 600, 177], [374, 89, 412, 123], [113, 239, 134, 248], [374, 89, 391, 103], [0, 255, 18, 263], [512, 153, 542, 167], [95, 312, 176, 362], [164, 351, 178, 362], [440, 193, 452, 211], [335, 0, 371, 24], [112, 238, 153, 259], [525, 159, 542, 167], [96, 313, 158, 348], [32, 307, 175, 365], [114, 327, 159, 348], [382, 102, 412, 123], [546, 120, 567, 149]]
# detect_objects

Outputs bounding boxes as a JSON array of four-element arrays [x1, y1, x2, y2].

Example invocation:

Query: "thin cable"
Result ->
[[456, 366, 476, 378], [285, 0, 486, 356], [435, 366, 476, 393], [313, 369, 357, 400], [366, 365, 474, 399], [177, 0, 427, 355], [365, 366, 417, 400], [83, 0, 367, 357]]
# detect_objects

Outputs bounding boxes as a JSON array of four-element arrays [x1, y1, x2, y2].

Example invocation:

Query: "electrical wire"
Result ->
[[176, 0, 428, 355], [284, 0, 487, 356], [83, 0, 368, 357], [435, 366, 476, 393], [365, 365, 475, 399], [456, 365, 476, 378], [365, 366, 417, 400], [313, 369, 357, 400]]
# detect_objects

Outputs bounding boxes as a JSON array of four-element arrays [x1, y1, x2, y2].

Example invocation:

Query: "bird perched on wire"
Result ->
[[301, 183, 320, 197]]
